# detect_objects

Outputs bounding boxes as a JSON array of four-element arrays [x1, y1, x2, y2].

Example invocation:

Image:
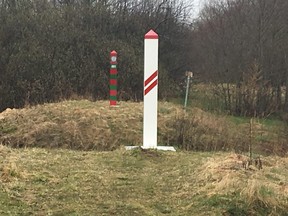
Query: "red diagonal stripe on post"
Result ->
[[144, 79, 158, 96], [144, 70, 158, 87]]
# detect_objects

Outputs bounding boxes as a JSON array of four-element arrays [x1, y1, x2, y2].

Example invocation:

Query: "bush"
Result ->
[[166, 108, 249, 152]]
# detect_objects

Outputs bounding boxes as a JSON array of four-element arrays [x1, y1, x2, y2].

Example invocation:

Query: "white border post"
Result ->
[[142, 29, 175, 152], [125, 30, 175, 151], [143, 30, 159, 149]]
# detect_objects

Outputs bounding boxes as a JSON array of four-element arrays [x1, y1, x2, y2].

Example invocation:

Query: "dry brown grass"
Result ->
[[195, 153, 288, 214], [0, 100, 142, 150], [0, 100, 183, 150], [0, 100, 287, 155], [0, 145, 25, 185], [166, 107, 250, 152]]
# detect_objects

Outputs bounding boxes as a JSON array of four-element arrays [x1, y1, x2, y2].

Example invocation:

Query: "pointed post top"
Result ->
[[145, 29, 158, 39], [110, 50, 117, 56]]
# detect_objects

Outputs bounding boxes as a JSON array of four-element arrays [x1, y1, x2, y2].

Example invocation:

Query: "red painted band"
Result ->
[[145, 35, 158, 39], [110, 101, 117, 106], [110, 79, 117, 85], [144, 70, 158, 87], [144, 79, 158, 96], [110, 69, 117, 74], [110, 90, 117, 96]]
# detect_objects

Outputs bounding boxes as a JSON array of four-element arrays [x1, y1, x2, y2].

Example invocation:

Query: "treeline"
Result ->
[[0, 0, 193, 112], [1, 0, 288, 118], [193, 0, 288, 117]]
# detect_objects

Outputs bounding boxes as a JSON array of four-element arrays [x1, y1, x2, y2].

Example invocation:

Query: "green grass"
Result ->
[[228, 116, 250, 125], [170, 84, 225, 112], [0, 147, 206, 215], [0, 121, 18, 134], [0, 83, 287, 215], [198, 193, 249, 215], [258, 118, 286, 128], [0, 146, 287, 215]]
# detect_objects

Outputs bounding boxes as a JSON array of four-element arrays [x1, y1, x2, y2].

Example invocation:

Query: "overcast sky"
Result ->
[[197, 0, 209, 7], [194, 0, 205, 9], [191, 0, 206, 18]]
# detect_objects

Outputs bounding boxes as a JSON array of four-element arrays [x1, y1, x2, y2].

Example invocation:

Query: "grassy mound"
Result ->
[[0, 146, 287, 215], [0, 100, 176, 150], [0, 100, 287, 155]]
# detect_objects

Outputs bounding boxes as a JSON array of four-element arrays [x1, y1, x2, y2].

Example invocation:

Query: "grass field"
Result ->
[[1, 145, 288, 215], [0, 99, 288, 215]]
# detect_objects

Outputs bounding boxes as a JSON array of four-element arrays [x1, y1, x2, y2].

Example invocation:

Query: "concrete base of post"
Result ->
[[109, 105, 120, 108], [125, 146, 176, 151]]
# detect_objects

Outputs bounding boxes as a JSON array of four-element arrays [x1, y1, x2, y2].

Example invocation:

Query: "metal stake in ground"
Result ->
[[110, 50, 117, 106], [184, 71, 193, 109]]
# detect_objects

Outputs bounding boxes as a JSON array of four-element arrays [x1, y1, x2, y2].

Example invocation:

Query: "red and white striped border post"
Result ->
[[110, 50, 117, 106], [143, 30, 159, 149], [126, 30, 175, 151], [142, 30, 176, 151]]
